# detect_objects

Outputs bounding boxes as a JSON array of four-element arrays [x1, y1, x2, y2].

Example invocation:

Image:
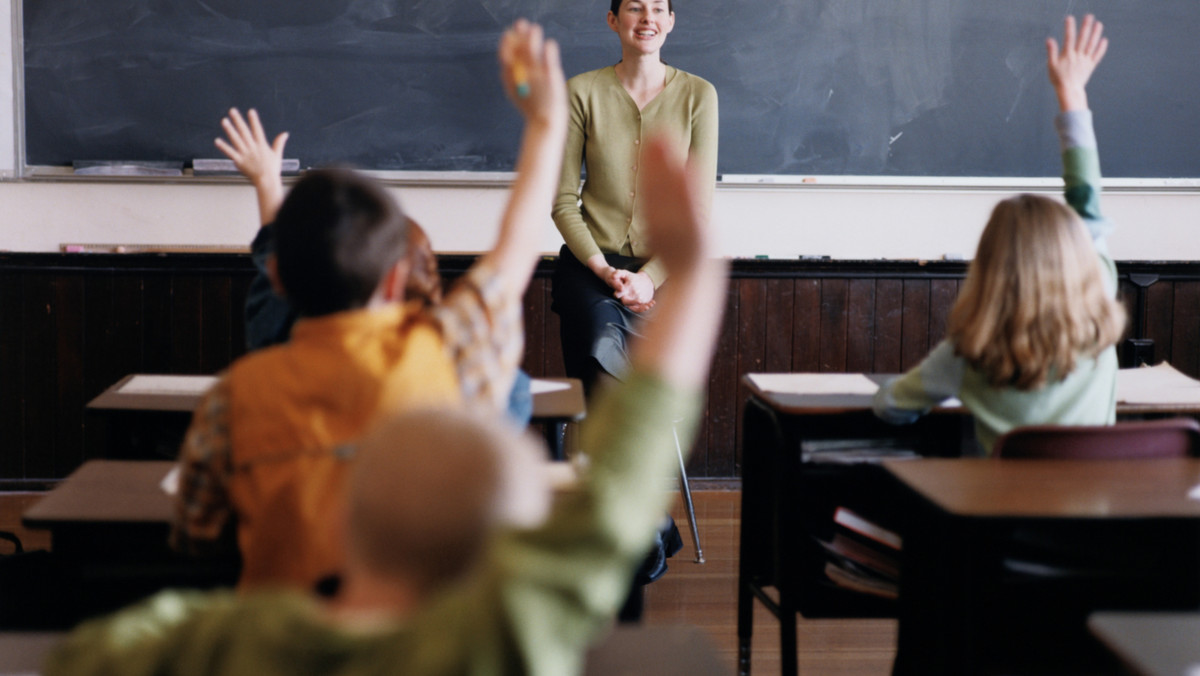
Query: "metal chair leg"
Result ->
[[674, 424, 704, 564]]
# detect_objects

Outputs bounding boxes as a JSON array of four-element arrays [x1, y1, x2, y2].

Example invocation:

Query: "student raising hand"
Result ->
[[632, 135, 725, 390], [498, 19, 567, 129], [1046, 14, 1108, 113], [214, 108, 289, 226]]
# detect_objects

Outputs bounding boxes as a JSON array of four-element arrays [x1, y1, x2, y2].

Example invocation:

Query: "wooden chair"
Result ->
[[993, 418, 1200, 459], [986, 417, 1200, 673]]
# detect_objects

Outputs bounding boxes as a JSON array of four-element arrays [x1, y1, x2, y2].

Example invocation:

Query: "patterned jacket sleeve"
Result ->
[[170, 374, 235, 555]]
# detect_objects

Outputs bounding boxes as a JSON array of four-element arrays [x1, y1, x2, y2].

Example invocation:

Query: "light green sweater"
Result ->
[[552, 65, 718, 286], [873, 110, 1118, 454], [44, 373, 702, 676]]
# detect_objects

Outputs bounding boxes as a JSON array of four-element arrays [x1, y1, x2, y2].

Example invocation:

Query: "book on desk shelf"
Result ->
[[822, 561, 898, 600], [833, 506, 902, 550], [819, 507, 902, 600], [817, 532, 900, 580]]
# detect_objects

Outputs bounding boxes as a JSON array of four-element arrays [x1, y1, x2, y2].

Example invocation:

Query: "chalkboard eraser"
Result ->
[[72, 160, 184, 176], [193, 158, 301, 176], [799, 255, 831, 261], [942, 253, 966, 261]]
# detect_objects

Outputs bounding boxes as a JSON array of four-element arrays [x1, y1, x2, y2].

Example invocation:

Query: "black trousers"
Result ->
[[550, 245, 644, 396]]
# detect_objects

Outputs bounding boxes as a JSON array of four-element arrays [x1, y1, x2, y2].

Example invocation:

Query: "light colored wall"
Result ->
[[1, 179, 1197, 260], [2, 1, 1195, 259]]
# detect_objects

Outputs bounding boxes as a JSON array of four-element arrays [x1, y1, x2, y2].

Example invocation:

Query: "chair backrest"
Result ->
[[993, 418, 1200, 459]]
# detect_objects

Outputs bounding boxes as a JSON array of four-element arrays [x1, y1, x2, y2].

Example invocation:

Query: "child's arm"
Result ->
[[214, 109, 296, 350], [434, 21, 567, 410], [214, 108, 289, 227], [1048, 15, 1112, 250], [873, 341, 965, 424], [485, 136, 726, 667], [472, 20, 567, 294]]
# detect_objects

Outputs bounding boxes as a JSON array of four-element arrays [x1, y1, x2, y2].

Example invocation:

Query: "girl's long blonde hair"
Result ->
[[947, 194, 1126, 390]]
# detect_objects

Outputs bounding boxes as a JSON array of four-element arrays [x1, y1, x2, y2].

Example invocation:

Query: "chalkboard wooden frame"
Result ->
[[14, 0, 1200, 184]]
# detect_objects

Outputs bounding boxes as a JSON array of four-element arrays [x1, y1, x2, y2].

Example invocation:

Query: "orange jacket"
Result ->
[[226, 303, 460, 590]]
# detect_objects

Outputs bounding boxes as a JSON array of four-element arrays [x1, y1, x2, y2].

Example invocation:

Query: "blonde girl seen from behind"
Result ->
[[950, 194, 1125, 391]]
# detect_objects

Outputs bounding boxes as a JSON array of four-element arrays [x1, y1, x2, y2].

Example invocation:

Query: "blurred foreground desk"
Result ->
[[22, 460, 176, 554], [886, 459, 1200, 675], [88, 374, 586, 459], [17, 460, 237, 629]]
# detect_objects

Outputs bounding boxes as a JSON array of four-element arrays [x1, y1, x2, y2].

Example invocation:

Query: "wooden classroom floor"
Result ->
[[1, 490, 897, 674]]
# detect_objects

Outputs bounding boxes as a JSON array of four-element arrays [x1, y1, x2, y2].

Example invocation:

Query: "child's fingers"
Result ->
[[543, 38, 563, 83], [1062, 15, 1077, 53], [1085, 21, 1105, 59], [1045, 38, 1059, 68], [248, 109, 267, 144], [271, 132, 289, 156], [220, 117, 247, 152], [525, 22, 544, 66], [1079, 15, 1098, 53], [228, 108, 254, 144], [214, 136, 238, 161]]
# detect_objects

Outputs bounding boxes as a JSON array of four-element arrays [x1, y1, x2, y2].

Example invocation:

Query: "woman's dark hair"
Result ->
[[273, 169, 409, 317], [610, 0, 673, 14]]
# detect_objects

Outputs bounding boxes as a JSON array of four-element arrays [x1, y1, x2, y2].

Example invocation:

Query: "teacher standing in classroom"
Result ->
[[551, 0, 718, 396], [550, 0, 718, 623]]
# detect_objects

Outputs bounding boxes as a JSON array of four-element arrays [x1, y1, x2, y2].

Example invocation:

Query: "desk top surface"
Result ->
[[89, 374, 587, 422], [745, 364, 1200, 416], [22, 460, 176, 526], [884, 458, 1200, 519], [1088, 612, 1200, 676]]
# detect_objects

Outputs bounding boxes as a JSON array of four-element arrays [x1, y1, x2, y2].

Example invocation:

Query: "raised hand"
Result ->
[[637, 136, 714, 274], [215, 108, 289, 226], [215, 108, 288, 183], [1046, 14, 1108, 112], [498, 19, 567, 128]]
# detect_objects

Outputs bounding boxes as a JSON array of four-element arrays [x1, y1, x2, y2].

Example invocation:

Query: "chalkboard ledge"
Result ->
[[718, 174, 1200, 193], [17, 165, 1200, 193]]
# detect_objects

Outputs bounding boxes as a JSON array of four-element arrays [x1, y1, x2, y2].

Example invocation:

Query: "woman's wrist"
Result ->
[[585, 254, 612, 278]]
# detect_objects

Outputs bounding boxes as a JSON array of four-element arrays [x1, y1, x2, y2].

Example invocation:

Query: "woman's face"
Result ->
[[607, 0, 674, 57]]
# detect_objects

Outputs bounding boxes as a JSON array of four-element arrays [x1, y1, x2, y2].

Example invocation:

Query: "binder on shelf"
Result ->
[[816, 532, 900, 580], [822, 561, 898, 600], [833, 506, 902, 550]]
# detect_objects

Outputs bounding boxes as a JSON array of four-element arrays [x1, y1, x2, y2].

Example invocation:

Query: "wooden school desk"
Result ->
[[737, 373, 966, 676], [1088, 611, 1200, 676], [886, 459, 1200, 675], [22, 460, 176, 554], [20, 457, 579, 630], [19, 460, 238, 628], [736, 365, 1200, 676], [87, 374, 587, 459]]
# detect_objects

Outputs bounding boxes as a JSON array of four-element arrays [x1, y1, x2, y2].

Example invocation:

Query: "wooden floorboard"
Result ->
[[1, 489, 896, 674], [648, 491, 896, 675]]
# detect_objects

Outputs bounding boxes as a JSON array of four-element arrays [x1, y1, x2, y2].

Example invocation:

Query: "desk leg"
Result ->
[[737, 578, 753, 676], [780, 608, 798, 676], [544, 422, 568, 461]]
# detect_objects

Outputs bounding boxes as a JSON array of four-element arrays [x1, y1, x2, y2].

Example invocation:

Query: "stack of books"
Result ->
[[817, 506, 901, 600]]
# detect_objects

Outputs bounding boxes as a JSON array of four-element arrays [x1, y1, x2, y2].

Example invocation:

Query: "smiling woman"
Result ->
[[550, 0, 718, 395], [549, 0, 719, 623]]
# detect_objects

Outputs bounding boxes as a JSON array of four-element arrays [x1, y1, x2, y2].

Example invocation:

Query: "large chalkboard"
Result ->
[[22, 0, 1200, 177]]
